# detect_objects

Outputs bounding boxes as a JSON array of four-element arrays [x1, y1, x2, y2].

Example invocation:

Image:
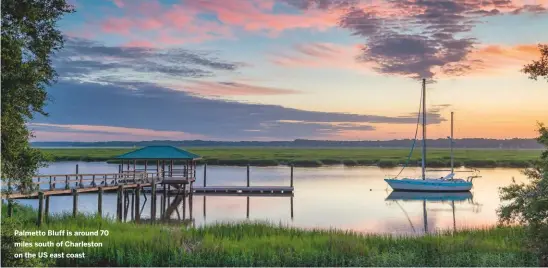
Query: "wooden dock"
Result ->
[[192, 186, 293, 194], [2, 164, 296, 226]]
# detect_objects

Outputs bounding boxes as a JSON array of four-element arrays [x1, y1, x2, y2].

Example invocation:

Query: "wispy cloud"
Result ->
[[29, 123, 205, 141], [34, 80, 446, 141]]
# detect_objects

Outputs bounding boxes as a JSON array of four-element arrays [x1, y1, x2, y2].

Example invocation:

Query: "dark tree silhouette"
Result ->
[[522, 44, 548, 82]]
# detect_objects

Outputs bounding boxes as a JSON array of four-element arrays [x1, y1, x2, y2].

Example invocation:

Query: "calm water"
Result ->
[[14, 162, 528, 235]]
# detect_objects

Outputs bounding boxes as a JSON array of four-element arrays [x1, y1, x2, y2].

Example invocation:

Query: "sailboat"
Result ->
[[384, 79, 475, 192]]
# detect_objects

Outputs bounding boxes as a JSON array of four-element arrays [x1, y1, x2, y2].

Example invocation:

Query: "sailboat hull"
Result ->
[[384, 178, 472, 192]]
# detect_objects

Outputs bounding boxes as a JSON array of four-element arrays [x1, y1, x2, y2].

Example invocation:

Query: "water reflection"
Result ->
[[12, 162, 525, 234], [385, 191, 481, 233]]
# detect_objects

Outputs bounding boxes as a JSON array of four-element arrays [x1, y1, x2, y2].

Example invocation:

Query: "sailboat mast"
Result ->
[[450, 111, 454, 174], [421, 78, 426, 180]]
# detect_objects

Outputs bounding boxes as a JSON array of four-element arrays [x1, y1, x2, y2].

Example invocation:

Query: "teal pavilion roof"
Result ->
[[114, 145, 201, 160]]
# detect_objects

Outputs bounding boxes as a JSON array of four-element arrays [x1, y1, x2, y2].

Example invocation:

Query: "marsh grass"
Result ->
[[1, 203, 539, 267], [41, 147, 541, 168]]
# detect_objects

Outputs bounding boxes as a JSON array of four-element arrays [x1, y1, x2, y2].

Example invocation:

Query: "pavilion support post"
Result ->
[[290, 165, 294, 188], [133, 160, 136, 181], [45, 195, 50, 222], [98, 187, 103, 217], [116, 185, 123, 221], [156, 160, 160, 178], [189, 192, 193, 220], [144, 161, 148, 182], [151, 178, 156, 222], [37, 192, 44, 226], [162, 160, 165, 178], [72, 189, 78, 217], [204, 163, 207, 187], [247, 164, 250, 187], [119, 164, 122, 174], [170, 160, 173, 177], [134, 184, 141, 222]]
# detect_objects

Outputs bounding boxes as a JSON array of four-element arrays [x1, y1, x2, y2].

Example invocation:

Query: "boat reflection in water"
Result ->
[[385, 191, 480, 234]]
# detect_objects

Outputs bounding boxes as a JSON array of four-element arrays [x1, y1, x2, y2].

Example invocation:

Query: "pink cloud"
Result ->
[[112, 0, 124, 8], [170, 81, 301, 96], [270, 42, 375, 73], [433, 44, 543, 78], [101, 17, 133, 34], [123, 40, 155, 48], [29, 123, 206, 142]]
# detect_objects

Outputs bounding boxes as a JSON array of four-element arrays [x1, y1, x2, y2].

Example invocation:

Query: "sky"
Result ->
[[30, 0, 548, 142]]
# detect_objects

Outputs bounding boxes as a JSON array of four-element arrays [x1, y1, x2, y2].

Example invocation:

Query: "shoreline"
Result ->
[[1, 203, 538, 267], [39, 147, 540, 168]]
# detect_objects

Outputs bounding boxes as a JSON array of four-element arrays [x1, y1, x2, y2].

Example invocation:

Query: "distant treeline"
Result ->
[[31, 138, 543, 149]]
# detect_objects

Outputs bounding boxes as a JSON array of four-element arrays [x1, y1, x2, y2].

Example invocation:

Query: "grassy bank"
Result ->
[[40, 147, 541, 168], [1, 203, 539, 267]]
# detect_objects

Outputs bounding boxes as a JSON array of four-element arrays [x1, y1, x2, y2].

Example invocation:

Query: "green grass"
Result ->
[[1, 203, 539, 267], [40, 147, 542, 167]]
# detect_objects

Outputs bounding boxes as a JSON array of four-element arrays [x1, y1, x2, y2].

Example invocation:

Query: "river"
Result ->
[[14, 161, 528, 235]]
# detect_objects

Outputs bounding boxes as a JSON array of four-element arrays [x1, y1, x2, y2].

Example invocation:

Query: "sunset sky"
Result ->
[[30, 0, 548, 142]]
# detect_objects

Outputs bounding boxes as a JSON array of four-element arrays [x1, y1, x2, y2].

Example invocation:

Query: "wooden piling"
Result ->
[[151, 179, 156, 221], [117, 185, 123, 221], [134, 184, 141, 222], [37, 192, 44, 226], [72, 189, 78, 217], [203, 163, 207, 187], [246, 196, 250, 218], [45, 195, 50, 222], [7, 199, 13, 217], [76, 164, 79, 174], [290, 196, 294, 219], [247, 164, 250, 187], [290, 165, 294, 187], [203, 196, 206, 218], [98, 187, 103, 217]]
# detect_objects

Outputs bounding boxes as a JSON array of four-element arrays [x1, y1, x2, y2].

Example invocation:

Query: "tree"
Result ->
[[522, 44, 548, 82], [499, 46, 548, 265], [1, 0, 74, 195], [498, 124, 548, 266]]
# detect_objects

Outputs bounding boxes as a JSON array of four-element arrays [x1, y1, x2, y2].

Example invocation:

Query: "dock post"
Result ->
[[65, 175, 69, 189], [116, 185, 123, 221], [203, 163, 207, 187], [45, 195, 50, 222], [134, 184, 141, 222], [203, 196, 206, 218], [290, 164, 294, 187], [98, 187, 103, 217], [246, 196, 250, 218], [72, 189, 78, 217], [290, 196, 294, 219], [7, 199, 13, 217], [151, 179, 156, 222], [247, 164, 250, 187], [76, 164, 79, 174], [37, 192, 44, 226]]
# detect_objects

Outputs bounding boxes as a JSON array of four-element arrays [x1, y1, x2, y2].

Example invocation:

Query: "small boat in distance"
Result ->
[[384, 79, 477, 192]]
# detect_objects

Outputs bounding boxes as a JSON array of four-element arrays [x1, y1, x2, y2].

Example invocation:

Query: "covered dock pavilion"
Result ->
[[115, 145, 202, 191]]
